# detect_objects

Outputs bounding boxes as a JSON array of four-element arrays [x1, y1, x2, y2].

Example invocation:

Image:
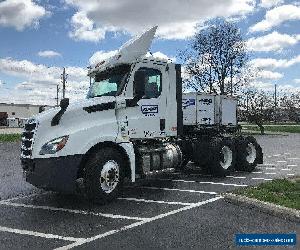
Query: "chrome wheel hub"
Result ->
[[100, 160, 120, 193], [246, 143, 256, 164], [220, 146, 233, 170]]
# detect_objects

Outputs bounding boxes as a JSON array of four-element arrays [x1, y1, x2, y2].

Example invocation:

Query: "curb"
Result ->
[[224, 193, 300, 223]]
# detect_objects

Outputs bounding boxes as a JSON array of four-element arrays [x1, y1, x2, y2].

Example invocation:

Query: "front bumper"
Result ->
[[21, 155, 83, 194]]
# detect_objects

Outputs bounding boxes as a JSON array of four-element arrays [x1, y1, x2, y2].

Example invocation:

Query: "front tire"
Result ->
[[84, 147, 125, 204]]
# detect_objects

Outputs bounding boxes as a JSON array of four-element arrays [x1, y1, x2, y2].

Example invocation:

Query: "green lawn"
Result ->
[[242, 125, 300, 133], [0, 133, 21, 142], [235, 179, 300, 210]]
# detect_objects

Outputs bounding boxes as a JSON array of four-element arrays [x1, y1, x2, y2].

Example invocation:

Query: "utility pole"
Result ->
[[274, 84, 277, 123], [55, 84, 59, 106], [61, 67, 68, 99]]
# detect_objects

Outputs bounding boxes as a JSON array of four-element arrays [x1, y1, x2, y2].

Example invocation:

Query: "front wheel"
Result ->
[[84, 147, 125, 204]]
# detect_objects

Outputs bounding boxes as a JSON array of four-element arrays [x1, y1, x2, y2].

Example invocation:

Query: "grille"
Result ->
[[21, 121, 37, 159]]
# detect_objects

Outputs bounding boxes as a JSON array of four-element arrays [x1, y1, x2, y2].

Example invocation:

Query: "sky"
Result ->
[[0, 0, 300, 105]]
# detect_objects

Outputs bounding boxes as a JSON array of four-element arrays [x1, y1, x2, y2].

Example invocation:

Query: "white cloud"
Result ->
[[250, 4, 300, 33], [69, 11, 107, 42], [250, 55, 300, 69], [247, 32, 300, 52], [294, 79, 300, 84], [0, 0, 47, 31], [38, 50, 62, 58], [65, 0, 256, 41], [0, 57, 89, 105], [89, 50, 118, 65], [260, 0, 283, 9], [257, 70, 283, 79]]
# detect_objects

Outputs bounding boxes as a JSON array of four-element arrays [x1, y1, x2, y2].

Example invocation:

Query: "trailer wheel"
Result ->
[[236, 136, 263, 172], [210, 138, 236, 177], [84, 147, 124, 204]]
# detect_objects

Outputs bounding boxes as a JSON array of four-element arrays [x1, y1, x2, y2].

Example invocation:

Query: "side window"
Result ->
[[134, 68, 162, 99]]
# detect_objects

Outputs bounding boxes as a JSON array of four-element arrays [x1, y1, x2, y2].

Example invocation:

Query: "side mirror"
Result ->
[[60, 98, 69, 110], [134, 70, 146, 98]]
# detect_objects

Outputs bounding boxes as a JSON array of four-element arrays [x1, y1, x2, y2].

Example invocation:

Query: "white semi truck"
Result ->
[[21, 27, 263, 203]]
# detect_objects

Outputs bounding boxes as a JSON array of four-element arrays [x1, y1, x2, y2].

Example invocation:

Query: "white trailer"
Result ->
[[21, 27, 263, 204]]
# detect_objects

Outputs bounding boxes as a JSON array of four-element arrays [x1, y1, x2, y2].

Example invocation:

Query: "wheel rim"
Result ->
[[100, 160, 120, 194], [220, 146, 233, 170], [246, 143, 256, 164]]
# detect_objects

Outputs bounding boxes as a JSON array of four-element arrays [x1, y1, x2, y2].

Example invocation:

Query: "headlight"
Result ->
[[39, 135, 69, 155]]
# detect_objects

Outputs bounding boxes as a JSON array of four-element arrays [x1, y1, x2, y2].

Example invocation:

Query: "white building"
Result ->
[[0, 103, 53, 127]]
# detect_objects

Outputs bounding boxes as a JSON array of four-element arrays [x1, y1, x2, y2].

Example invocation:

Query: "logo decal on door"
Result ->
[[141, 105, 158, 116]]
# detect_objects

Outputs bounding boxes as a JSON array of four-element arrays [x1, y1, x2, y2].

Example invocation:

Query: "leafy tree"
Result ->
[[181, 20, 248, 95]]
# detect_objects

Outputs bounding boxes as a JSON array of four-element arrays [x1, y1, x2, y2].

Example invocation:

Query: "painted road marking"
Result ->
[[287, 174, 295, 176], [252, 178, 273, 181], [287, 165, 297, 167], [257, 163, 276, 167], [252, 171, 263, 174], [155, 178, 248, 187], [118, 197, 194, 206], [0, 201, 146, 221], [288, 158, 300, 160], [0, 226, 86, 242], [277, 161, 287, 163], [273, 154, 281, 157], [265, 173, 277, 175], [125, 186, 218, 195], [55, 197, 223, 250], [226, 176, 246, 179], [266, 167, 276, 170], [281, 169, 291, 171]]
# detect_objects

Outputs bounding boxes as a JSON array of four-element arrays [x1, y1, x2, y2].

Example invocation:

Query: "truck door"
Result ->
[[116, 63, 167, 139]]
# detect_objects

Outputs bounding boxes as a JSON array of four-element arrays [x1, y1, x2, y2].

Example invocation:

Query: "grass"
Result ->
[[242, 125, 300, 133], [235, 179, 300, 210], [0, 133, 21, 142]]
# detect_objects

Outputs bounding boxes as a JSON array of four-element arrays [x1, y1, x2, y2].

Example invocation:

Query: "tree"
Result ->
[[181, 19, 248, 95], [240, 87, 274, 134], [278, 91, 300, 123]]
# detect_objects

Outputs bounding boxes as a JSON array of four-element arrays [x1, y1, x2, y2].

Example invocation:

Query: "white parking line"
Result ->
[[277, 161, 287, 163], [155, 178, 248, 187], [0, 201, 146, 221], [288, 158, 300, 160], [55, 196, 223, 250], [125, 186, 218, 195], [265, 173, 277, 175], [252, 171, 263, 174], [118, 197, 194, 206], [226, 176, 246, 179], [266, 167, 276, 170], [287, 174, 295, 176], [251, 178, 273, 181], [273, 154, 281, 157], [281, 169, 291, 171], [287, 165, 297, 167], [0, 226, 86, 242], [257, 163, 276, 167]]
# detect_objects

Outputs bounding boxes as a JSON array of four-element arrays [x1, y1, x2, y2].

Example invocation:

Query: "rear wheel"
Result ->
[[209, 138, 236, 177], [235, 136, 263, 172], [84, 147, 125, 204]]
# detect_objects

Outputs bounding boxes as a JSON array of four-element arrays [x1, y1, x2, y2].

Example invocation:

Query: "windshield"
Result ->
[[87, 65, 131, 99]]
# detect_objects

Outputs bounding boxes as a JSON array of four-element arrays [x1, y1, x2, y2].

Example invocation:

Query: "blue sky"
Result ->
[[0, 0, 300, 104]]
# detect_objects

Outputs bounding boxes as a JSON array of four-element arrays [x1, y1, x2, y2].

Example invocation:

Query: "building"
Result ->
[[0, 103, 53, 127]]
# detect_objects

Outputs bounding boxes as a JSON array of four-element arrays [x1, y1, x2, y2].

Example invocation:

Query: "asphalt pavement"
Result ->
[[0, 134, 299, 249]]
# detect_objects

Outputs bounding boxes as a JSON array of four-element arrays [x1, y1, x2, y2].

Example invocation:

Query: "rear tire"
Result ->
[[84, 147, 125, 204], [209, 137, 236, 177], [235, 136, 263, 172]]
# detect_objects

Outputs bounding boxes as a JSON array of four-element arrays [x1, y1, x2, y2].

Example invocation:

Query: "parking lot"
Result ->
[[0, 134, 299, 249]]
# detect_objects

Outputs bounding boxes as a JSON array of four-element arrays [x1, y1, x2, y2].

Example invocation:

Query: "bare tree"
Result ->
[[181, 19, 248, 94], [279, 91, 300, 123]]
